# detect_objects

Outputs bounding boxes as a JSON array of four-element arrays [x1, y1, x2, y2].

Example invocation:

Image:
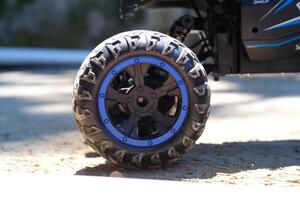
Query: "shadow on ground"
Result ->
[[76, 140, 300, 180]]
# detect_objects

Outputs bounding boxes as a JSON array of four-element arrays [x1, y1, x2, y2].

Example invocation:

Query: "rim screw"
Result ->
[[100, 93, 105, 98], [171, 129, 176, 134], [160, 63, 165, 67], [135, 58, 140, 63], [122, 137, 128, 142], [178, 80, 183, 85], [137, 96, 144, 103], [148, 141, 153, 146], [183, 106, 187, 110], [104, 119, 109, 124]]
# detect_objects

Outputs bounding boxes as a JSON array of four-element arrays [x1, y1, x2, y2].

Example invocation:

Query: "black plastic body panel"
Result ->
[[240, 46, 300, 73], [241, 0, 300, 61]]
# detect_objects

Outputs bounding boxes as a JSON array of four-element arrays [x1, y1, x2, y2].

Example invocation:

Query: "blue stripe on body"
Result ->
[[246, 35, 300, 48], [265, 16, 300, 31], [273, 0, 294, 14]]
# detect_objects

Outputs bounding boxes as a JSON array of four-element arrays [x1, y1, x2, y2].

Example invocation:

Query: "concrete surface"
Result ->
[[0, 173, 299, 200], [0, 67, 299, 186]]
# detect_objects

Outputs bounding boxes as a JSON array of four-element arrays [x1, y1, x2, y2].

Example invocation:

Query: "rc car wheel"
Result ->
[[73, 30, 211, 168]]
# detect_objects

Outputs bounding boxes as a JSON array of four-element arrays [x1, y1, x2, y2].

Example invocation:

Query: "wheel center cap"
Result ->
[[126, 86, 158, 116], [137, 96, 148, 107]]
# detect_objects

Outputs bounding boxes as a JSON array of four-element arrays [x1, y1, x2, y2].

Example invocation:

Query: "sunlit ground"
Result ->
[[0, 67, 299, 186]]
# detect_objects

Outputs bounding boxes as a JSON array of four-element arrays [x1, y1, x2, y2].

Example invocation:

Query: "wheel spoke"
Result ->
[[105, 99, 117, 108], [155, 122, 168, 134], [155, 75, 179, 97], [126, 64, 149, 87], [106, 85, 127, 103], [167, 89, 181, 97], [140, 63, 150, 77], [151, 110, 172, 131], [130, 127, 139, 139], [122, 115, 139, 136]]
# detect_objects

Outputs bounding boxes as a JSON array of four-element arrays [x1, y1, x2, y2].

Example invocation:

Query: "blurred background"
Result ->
[[0, 0, 186, 49], [0, 0, 188, 66]]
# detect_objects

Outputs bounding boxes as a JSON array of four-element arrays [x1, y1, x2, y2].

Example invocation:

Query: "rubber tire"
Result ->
[[73, 30, 211, 169]]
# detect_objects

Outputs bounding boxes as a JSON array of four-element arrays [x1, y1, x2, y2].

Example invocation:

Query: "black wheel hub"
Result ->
[[104, 61, 183, 140], [127, 86, 158, 117]]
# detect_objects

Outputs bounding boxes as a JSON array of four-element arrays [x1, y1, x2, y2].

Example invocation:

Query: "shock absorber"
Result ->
[[191, 30, 213, 61], [169, 14, 215, 75], [170, 15, 213, 59], [169, 15, 195, 42]]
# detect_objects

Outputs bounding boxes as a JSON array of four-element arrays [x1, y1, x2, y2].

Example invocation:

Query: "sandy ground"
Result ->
[[0, 67, 299, 187]]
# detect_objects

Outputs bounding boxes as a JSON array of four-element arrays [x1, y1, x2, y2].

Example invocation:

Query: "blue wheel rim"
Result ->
[[98, 56, 188, 148]]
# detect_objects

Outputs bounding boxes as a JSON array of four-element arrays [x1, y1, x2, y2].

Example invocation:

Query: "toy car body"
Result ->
[[121, 0, 300, 74]]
